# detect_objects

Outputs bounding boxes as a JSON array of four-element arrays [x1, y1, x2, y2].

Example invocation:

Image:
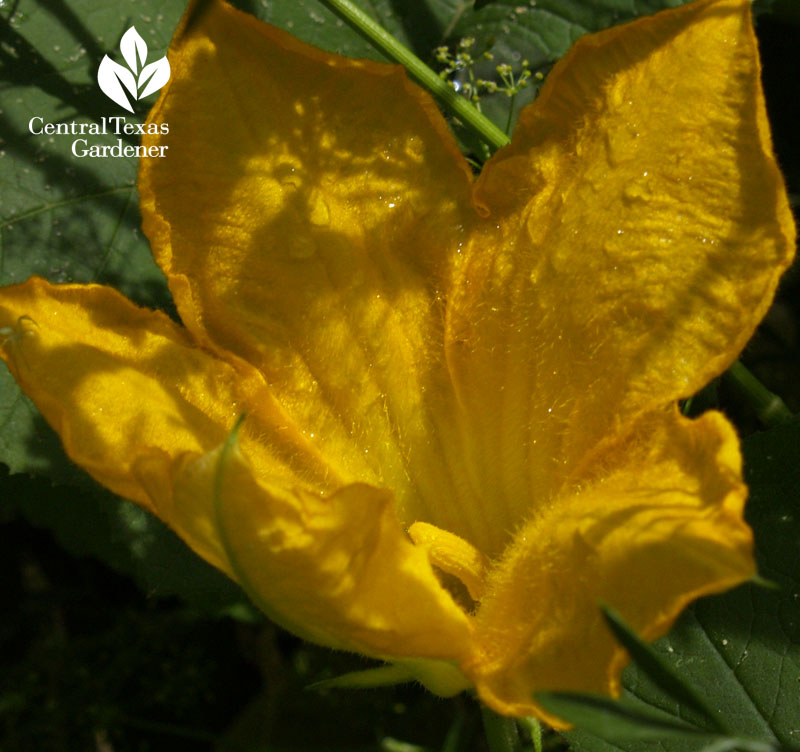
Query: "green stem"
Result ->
[[516, 717, 543, 752], [318, 0, 510, 152], [441, 706, 466, 752], [505, 92, 516, 136], [480, 706, 522, 752], [724, 360, 793, 428]]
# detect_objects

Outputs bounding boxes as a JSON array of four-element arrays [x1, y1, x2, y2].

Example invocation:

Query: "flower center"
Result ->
[[408, 520, 489, 610]]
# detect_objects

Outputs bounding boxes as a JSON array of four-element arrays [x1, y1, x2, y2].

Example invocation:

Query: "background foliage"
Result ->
[[0, 0, 797, 749]]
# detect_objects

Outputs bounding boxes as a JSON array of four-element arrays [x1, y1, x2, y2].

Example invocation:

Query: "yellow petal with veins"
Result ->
[[0, 277, 242, 513], [211, 440, 472, 660], [139, 0, 490, 550], [446, 0, 795, 545], [0, 277, 473, 660], [0, 277, 317, 574], [467, 407, 754, 725]]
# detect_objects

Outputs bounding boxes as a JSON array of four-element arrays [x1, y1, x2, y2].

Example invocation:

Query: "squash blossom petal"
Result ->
[[0, 0, 794, 725]]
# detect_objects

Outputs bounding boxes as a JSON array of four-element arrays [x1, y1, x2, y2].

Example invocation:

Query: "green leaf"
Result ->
[[599, 606, 725, 732], [2, 466, 250, 613], [0, 1, 179, 300], [481, 705, 523, 752], [563, 418, 800, 752], [0, 0, 254, 612], [537, 691, 715, 744], [250, 0, 410, 59], [439, 0, 694, 134], [751, 0, 800, 19], [0, 0, 182, 479]]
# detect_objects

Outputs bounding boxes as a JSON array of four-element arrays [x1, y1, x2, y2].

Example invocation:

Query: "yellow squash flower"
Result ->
[[0, 0, 794, 725]]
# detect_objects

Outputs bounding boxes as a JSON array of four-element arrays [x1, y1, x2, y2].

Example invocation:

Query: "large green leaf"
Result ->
[[561, 418, 800, 751], [1, 467, 250, 614]]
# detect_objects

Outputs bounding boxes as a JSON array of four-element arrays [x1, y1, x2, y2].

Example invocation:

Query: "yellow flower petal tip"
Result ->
[[464, 407, 755, 726], [1, 0, 793, 724]]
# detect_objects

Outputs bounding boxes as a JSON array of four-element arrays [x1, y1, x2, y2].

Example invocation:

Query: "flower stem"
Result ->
[[724, 360, 793, 428], [516, 717, 543, 752], [505, 92, 516, 136], [318, 0, 510, 152], [480, 706, 522, 752]]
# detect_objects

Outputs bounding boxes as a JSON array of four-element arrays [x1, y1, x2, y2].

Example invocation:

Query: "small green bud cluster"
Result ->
[[494, 59, 543, 97], [434, 37, 539, 107]]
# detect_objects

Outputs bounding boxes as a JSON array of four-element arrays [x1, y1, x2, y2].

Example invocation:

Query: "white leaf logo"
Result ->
[[97, 26, 170, 112], [138, 59, 171, 99], [120, 27, 147, 73]]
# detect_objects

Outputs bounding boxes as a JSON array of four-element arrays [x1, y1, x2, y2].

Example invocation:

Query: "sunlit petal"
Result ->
[[445, 0, 795, 542], [210, 439, 472, 660], [138, 0, 496, 548], [467, 408, 753, 724]]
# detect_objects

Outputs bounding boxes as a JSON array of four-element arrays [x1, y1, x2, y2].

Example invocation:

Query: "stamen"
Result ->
[[409, 521, 489, 602]]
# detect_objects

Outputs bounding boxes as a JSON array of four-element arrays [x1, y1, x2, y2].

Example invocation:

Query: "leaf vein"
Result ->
[[693, 606, 778, 741], [0, 186, 135, 230]]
